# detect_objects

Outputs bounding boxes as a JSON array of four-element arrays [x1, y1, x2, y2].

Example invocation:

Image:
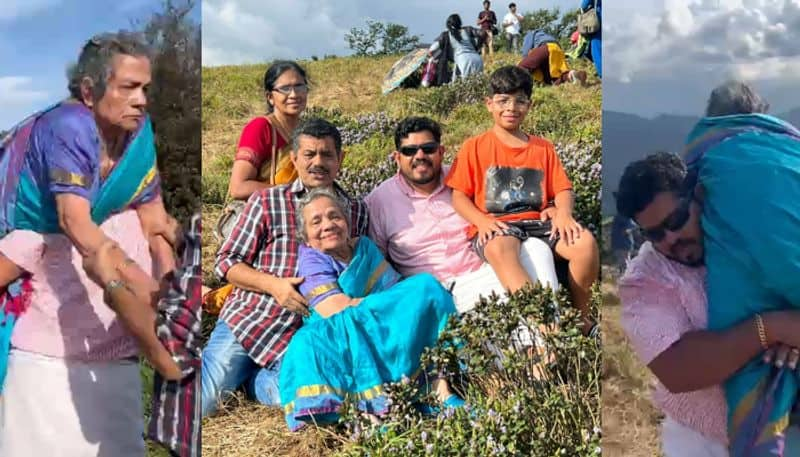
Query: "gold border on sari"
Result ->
[[363, 261, 388, 295], [305, 282, 339, 301], [50, 169, 89, 188]]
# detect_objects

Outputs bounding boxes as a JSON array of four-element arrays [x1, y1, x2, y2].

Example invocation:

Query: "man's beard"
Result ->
[[403, 159, 437, 185], [662, 240, 704, 267]]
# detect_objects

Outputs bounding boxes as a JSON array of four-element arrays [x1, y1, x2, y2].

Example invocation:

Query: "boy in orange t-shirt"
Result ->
[[446, 65, 599, 333]]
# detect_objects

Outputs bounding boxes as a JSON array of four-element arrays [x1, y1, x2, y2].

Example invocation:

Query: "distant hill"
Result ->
[[602, 108, 800, 216]]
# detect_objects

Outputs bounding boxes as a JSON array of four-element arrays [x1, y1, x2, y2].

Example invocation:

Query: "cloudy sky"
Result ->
[[604, 0, 800, 117], [0, 0, 200, 130], [202, 0, 578, 65]]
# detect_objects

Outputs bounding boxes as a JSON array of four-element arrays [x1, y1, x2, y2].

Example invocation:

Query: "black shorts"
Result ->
[[472, 219, 559, 262]]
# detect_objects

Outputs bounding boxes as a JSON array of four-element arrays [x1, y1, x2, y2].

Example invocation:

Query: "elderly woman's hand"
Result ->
[[763, 344, 800, 371], [83, 239, 123, 287]]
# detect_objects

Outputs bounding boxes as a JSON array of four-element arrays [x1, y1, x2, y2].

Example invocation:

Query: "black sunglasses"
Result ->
[[398, 142, 440, 157], [639, 197, 692, 242]]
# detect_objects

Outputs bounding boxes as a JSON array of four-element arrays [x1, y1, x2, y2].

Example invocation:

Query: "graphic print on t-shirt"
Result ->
[[484, 166, 543, 215]]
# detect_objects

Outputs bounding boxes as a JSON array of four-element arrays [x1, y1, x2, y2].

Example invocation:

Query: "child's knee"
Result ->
[[483, 236, 522, 264]]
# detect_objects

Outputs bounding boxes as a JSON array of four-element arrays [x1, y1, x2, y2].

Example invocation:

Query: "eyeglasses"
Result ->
[[398, 142, 440, 157], [638, 197, 691, 242], [492, 96, 530, 108], [272, 83, 309, 96]]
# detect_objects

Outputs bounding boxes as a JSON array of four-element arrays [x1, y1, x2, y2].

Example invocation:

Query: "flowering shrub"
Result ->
[[557, 141, 602, 234], [421, 73, 490, 117], [334, 284, 602, 457], [304, 107, 397, 146]]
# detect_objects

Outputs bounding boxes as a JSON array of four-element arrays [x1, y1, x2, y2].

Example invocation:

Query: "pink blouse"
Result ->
[[0, 210, 151, 361]]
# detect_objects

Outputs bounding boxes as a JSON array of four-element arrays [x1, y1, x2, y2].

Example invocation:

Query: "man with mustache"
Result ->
[[201, 118, 369, 416], [365, 116, 560, 314], [615, 151, 800, 456]]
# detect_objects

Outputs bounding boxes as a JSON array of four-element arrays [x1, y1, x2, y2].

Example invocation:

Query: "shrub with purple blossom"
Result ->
[[335, 284, 602, 456]]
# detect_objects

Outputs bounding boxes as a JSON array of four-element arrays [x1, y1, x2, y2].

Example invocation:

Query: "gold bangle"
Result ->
[[754, 314, 768, 350]]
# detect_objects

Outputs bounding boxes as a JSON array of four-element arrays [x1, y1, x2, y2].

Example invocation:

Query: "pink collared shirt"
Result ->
[[618, 242, 728, 445], [364, 168, 483, 282], [0, 210, 151, 361]]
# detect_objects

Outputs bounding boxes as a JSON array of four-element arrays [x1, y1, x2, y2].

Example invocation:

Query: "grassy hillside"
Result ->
[[201, 51, 601, 456]]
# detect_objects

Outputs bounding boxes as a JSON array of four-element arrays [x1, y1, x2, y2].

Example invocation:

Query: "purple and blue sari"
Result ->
[[279, 236, 457, 431], [685, 113, 800, 456], [0, 100, 161, 390]]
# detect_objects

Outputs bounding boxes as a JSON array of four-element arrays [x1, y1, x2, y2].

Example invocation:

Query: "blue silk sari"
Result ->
[[0, 101, 160, 390], [279, 236, 457, 431], [685, 113, 800, 456]]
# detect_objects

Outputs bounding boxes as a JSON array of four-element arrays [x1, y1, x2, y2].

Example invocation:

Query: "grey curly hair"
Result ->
[[705, 80, 769, 117], [67, 30, 152, 102], [295, 187, 351, 244]]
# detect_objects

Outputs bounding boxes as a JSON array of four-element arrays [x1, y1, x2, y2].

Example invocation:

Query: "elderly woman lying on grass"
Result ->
[[278, 188, 465, 430]]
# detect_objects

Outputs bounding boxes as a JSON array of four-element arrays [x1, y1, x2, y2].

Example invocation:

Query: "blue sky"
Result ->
[[0, 0, 201, 130]]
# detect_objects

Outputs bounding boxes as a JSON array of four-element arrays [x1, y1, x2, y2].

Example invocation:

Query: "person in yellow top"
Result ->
[[518, 29, 586, 85]]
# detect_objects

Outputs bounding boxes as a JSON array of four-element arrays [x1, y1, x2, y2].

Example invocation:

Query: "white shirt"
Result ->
[[503, 12, 521, 34]]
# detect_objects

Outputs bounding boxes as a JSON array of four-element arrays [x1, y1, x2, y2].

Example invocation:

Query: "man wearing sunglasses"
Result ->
[[365, 117, 559, 315], [615, 152, 800, 456]]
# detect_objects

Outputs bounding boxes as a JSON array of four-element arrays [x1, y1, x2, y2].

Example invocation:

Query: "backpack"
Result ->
[[577, 0, 600, 36]]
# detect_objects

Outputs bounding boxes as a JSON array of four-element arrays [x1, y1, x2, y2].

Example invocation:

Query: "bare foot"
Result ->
[[569, 70, 588, 86]]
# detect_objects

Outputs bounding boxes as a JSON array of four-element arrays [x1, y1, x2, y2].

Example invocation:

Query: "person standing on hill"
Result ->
[[502, 3, 524, 53], [580, 0, 602, 78], [477, 0, 498, 61]]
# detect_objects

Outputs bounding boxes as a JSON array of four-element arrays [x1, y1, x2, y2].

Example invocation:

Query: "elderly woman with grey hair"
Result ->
[[0, 30, 180, 454], [277, 187, 464, 431], [684, 81, 800, 455], [705, 80, 770, 117]]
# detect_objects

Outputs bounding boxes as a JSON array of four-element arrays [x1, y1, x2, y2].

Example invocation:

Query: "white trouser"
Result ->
[[662, 416, 729, 457], [448, 237, 559, 314], [0, 349, 145, 456], [447, 237, 559, 353]]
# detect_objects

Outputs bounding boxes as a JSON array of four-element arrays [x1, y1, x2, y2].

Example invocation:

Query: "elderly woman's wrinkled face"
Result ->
[[303, 196, 349, 253], [90, 54, 151, 132]]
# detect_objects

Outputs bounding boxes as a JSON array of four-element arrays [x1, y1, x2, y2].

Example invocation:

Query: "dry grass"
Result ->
[[600, 267, 663, 456], [202, 394, 339, 457]]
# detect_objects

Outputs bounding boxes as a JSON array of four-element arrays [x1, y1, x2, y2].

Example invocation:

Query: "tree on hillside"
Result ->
[[521, 8, 578, 45], [345, 19, 421, 56], [136, 0, 201, 224], [380, 23, 420, 55]]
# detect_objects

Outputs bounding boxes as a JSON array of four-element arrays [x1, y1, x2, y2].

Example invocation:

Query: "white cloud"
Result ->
[[0, 77, 50, 129], [201, 0, 578, 66], [0, 76, 49, 105], [606, 0, 800, 84], [0, 0, 62, 21]]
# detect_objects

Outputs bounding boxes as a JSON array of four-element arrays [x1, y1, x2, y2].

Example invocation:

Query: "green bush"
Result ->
[[334, 284, 602, 456], [145, 1, 201, 225]]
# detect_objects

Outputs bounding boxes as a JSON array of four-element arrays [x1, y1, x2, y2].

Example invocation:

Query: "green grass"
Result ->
[[141, 362, 172, 456]]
